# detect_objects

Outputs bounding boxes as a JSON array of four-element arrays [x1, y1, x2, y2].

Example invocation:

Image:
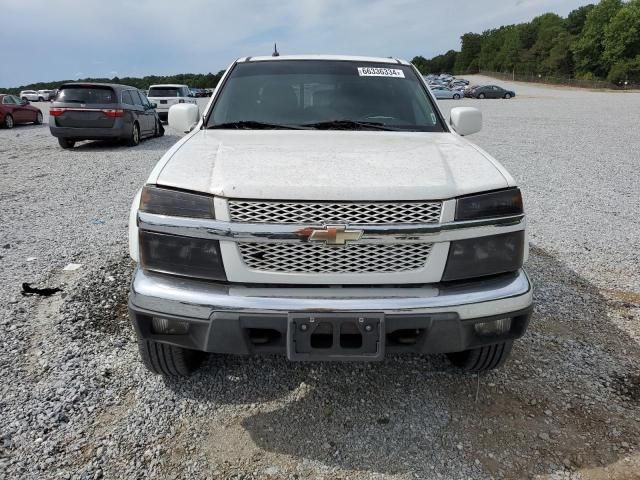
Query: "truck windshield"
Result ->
[[148, 87, 181, 97], [208, 60, 444, 132]]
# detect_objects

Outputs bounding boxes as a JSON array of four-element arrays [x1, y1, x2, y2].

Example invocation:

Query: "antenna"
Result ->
[[272, 43, 280, 57]]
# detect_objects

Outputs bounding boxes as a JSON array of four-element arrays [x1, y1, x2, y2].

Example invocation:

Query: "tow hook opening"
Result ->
[[248, 328, 281, 345], [340, 323, 363, 349], [387, 328, 425, 346], [310, 323, 333, 349]]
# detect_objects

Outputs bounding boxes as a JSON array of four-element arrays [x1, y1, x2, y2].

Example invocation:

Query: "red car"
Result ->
[[0, 94, 43, 128]]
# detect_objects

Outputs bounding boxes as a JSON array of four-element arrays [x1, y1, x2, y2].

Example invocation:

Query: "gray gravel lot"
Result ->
[[443, 76, 640, 294], [1, 86, 639, 480]]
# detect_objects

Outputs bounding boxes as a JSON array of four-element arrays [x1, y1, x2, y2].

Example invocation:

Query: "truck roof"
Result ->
[[238, 54, 410, 65]]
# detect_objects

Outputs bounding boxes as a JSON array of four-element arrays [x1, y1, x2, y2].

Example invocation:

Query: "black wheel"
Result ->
[[38, 97, 44, 102], [3, 114, 14, 129], [478, 93, 486, 99], [453, 93, 461, 100], [447, 341, 513, 372], [34, 111, 43, 124], [58, 138, 75, 149], [21, 97, 27, 102], [127, 122, 140, 146], [504, 93, 511, 99], [137, 339, 204, 377], [155, 118, 165, 137]]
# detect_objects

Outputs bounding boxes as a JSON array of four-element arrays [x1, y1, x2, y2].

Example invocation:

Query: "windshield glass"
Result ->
[[208, 60, 444, 131], [148, 87, 181, 97]]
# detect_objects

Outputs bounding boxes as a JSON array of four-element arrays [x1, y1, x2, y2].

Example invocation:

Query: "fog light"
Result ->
[[151, 317, 190, 335], [473, 318, 512, 337]]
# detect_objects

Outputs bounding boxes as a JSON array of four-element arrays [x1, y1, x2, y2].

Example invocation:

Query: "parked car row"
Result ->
[[424, 74, 470, 100], [19, 89, 56, 102], [16, 84, 212, 104], [6, 82, 210, 146], [423, 74, 516, 100]]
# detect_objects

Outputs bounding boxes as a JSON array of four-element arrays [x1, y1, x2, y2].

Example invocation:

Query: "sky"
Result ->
[[0, 0, 593, 87]]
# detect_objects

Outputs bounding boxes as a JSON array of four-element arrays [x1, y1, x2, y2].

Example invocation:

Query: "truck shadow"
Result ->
[[165, 247, 640, 478]]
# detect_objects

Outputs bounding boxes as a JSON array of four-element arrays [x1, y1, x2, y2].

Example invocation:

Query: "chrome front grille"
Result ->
[[238, 243, 433, 274], [228, 200, 442, 224]]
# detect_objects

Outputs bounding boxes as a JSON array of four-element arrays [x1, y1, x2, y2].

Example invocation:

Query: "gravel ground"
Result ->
[[1, 86, 639, 480]]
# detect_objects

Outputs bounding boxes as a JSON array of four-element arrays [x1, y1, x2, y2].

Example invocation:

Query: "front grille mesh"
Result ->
[[228, 201, 442, 224], [238, 243, 432, 274]]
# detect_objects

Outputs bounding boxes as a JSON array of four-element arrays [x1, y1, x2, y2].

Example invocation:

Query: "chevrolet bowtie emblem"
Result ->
[[299, 225, 363, 246]]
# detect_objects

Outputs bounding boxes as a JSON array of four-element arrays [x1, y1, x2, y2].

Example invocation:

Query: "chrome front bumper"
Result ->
[[130, 267, 532, 320], [129, 267, 532, 357]]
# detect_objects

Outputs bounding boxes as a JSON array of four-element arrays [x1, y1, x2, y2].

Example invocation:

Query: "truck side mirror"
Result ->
[[450, 107, 482, 136], [168, 103, 200, 133]]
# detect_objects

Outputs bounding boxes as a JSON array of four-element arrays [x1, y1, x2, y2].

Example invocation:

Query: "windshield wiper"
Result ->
[[301, 120, 399, 131], [208, 121, 304, 130]]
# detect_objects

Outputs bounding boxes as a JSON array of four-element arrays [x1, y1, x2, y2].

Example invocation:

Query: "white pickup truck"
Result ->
[[128, 55, 532, 377], [146, 84, 197, 121]]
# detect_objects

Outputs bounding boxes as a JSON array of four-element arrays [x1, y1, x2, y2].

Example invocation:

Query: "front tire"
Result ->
[[453, 93, 461, 100], [38, 97, 44, 102], [34, 111, 43, 124], [127, 122, 140, 146], [504, 93, 511, 99], [3, 114, 14, 129], [155, 118, 165, 137], [58, 138, 75, 149], [137, 339, 204, 377], [447, 341, 513, 372]]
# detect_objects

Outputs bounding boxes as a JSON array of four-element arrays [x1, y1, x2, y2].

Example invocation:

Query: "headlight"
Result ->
[[140, 185, 214, 218], [139, 231, 226, 281], [442, 231, 525, 281], [455, 188, 523, 221]]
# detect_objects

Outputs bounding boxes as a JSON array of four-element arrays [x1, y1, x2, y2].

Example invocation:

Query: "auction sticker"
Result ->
[[357, 67, 405, 78]]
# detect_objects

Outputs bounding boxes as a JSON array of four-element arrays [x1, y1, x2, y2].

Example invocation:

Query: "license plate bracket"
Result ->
[[287, 312, 385, 361]]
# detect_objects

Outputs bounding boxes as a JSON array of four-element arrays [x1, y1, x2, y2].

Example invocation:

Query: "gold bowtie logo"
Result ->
[[298, 225, 364, 246]]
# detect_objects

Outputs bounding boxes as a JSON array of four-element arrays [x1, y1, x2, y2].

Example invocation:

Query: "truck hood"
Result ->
[[153, 130, 512, 200]]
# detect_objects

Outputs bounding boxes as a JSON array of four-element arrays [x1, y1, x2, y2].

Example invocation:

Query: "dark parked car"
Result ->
[[471, 85, 515, 99], [0, 94, 43, 128], [49, 83, 164, 149], [191, 88, 209, 98]]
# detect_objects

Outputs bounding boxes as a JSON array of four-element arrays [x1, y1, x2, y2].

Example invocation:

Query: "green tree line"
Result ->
[[1, 71, 227, 95], [412, 0, 640, 84]]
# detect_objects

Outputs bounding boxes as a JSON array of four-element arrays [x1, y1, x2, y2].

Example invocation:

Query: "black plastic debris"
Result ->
[[21, 283, 62, 297]]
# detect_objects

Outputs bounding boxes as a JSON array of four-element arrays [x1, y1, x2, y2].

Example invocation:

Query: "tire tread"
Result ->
[[138, 339, 202, 377], [447, 341, 513, 373]]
